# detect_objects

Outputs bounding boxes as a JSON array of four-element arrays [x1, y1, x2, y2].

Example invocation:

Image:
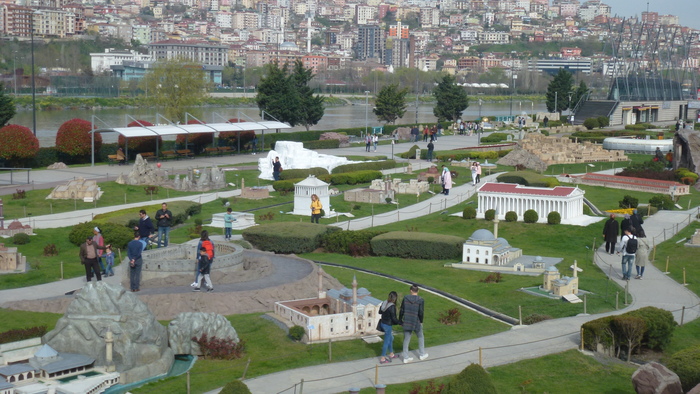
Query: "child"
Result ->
[[223, 207, 236, 241], [104, 246, 115, 277], [193, 246, 214, 292]]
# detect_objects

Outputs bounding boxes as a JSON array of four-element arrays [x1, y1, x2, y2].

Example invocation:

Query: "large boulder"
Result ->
[[42, 282, 173, 384], [631, 362, 683, 394], [168, 312, 239, 355]]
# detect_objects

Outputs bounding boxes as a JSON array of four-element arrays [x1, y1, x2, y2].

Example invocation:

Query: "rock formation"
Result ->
[[674, 130, 700, 183], [258, 141, 357, 180], [168, 312, 239, 355], [497, 147, 548, 172], [320, 132, 350, 147], [115, 154, 225, 191], [42, 282, 173, 384], [631, 362, 683, 394], [116, 154, 163, 186]]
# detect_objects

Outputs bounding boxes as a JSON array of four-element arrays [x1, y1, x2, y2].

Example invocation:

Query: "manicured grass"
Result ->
[[664, 318, 700, 357], [578, 184, 700, 214], [651, 221, 700, 298], [0, 309, 62, 332]]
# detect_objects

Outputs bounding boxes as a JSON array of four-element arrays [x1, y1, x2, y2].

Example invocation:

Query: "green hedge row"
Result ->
[[242, 222, 340, 254], [496, 171, 560, 187], [582, 306, 675, 354], [303, 139, 340, 150], [370, 231, 465, 259], [433, 150, 509, 161], [331, 160, 396, 173], [479, 132, 511, 143], [279, 167, 329, 181], [320, 170, 382, 185], [0, 326, 48, 344], [68, 221, 136, 250], [321, 229, 388, 255]]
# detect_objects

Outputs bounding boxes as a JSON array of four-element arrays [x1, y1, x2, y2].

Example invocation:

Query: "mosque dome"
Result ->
[[469, 229, 496, 241], [280, 41, 299, 51], [497, 237, 510, 246]]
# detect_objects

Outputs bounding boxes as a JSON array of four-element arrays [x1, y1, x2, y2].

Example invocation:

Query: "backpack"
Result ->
[[625, 237, 638, 254]]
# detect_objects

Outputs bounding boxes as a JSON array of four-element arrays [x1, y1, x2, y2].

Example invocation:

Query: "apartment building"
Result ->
[[148, 40, 229, 66]]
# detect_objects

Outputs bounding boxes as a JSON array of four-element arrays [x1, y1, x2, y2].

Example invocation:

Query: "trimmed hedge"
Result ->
[[462, 206, 476, 219], [13, 233, 30, 245], [331, 160, 396, 174], [505, 211, 517, 222], [484, 209, 496, 221], [303, 139, 340, 150], [370, 231, 465, 259], [272, 180, 295, 192], [443, 363, 497, 394], [547, 211, 561, 224], [279, 167, 329, 181], [321, 229, 387, 255], [433, 150, 504, 161], [320, 170, 382, 185], [219, 380, 252, 394], [523, 209, 539, 223], [479, 132, 511, 143], [398, 145, 421, 159], [0, 326, 48, 345], [242, 222, 340, 254], [496, 171, 560, 187], [583, 118, 599, 130], [667, 346, 700, 392]]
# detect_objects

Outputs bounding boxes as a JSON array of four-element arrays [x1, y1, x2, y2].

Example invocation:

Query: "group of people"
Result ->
[[377, 284, 429, 364], [364, 134, 379, 152], [78, 227, 114, 283], [654, 147, 673, 169], [469, 162, 482, 185], [409, 125, 441, 142], [602, 209, 649, 280], [454, 120, 480, 136]]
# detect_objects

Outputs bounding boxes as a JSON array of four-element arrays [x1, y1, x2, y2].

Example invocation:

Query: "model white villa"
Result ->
[[462, 228, 523, 266], [476, 182, 585, 224], [274, 269, 382, 343]]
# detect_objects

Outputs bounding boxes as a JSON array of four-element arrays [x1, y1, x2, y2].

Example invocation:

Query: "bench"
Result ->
[[140, 152, 155, 160], [204, 147, 220, 156], [160, 150, 177, 160], [217, 146, 232, 155], [107, 154, 119, 165], [176, 149, 193, 159]]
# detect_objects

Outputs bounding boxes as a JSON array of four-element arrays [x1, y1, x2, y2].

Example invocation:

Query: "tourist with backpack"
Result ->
[[616, 227, 637, 281]]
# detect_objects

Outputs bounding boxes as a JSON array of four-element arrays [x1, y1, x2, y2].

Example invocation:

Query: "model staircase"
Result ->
[[573, 100, 618, 125]]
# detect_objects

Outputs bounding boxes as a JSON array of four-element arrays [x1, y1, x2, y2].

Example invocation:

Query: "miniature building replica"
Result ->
[[239, 178, 270, 199], [685, 229, 700, 248], [0, 200, 32, 238], [477, 182, 585, 224], [47, 178, 102, 202], [115, 154, 225, 192], [518, 133, 629, 165], [140, 242, 242, 282], [417, 166, 441, 183], [274, 269, 382, 343], [0, 243, 26, 273], [542, 262, 580, 301], [293, 176, 331, 216], [344, 177, 429, 203], [571, 173, 690, 196], [258, 141, 357, 180], [210, 212, 257, 230]]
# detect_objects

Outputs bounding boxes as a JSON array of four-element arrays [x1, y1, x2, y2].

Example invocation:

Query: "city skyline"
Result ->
[[605, 0, 700, 30]]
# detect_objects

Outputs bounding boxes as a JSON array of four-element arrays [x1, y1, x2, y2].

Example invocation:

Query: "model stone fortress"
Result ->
[[47, 178, 102, 202], [345, 176, 430, 204]]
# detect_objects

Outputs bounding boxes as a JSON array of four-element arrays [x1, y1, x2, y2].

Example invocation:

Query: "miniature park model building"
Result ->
[[477, 182, 585, 224], [571, 173, 690, 196], [274, 269, 382, 343], [344, 176, 430, 204], [685, 229, 700, 248], [542, 262, 581, 301], [514, 132, 629, 166], [115, 154, 225, 192], [0, 200, 32, 238], [0, 243, 26, 273], [47, 178, 102, 202], [293, 175, 331, 216]]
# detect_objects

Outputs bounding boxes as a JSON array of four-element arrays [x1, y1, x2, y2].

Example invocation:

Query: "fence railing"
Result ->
[[0, 168, 31, 185]]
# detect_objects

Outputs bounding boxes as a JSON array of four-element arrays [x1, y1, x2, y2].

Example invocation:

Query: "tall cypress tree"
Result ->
[[290, 60, 325, 131], [373, 83, 409, 124], [545, 69, 575, 113], [0, 83, 16, 128], [432, 74, 469, 122]]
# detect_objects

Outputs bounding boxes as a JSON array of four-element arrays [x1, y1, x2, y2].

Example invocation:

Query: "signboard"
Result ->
[[688, 101, 700, 109]]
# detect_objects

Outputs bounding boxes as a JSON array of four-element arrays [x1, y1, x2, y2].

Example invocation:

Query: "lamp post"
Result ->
[[509, 73, 517, 117], [13, 51, 17, 96], [30, 11, 38, 136], [554, 91, 558, 114], [478, 98, 482, 118], [364, 90, 370, 138]]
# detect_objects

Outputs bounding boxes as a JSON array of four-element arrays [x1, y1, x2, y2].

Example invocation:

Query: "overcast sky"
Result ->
[[603, 0, 700, 30]]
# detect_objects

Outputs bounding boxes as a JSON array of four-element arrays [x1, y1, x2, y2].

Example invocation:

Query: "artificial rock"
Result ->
[[168, 312, 239, 355], [631, 362, 683, 394]]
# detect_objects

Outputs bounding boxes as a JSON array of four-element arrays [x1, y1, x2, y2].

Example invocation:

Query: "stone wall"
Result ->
[[139, 243, 243, 281]]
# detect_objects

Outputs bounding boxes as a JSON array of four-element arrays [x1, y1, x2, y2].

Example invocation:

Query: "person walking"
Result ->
[[224, 207, 236, 241], [154, 202, 173, 248], [127, 232, 143, 292], [196, 246, 214, 292], [620, 214, 631, 241], [635, 234, 651, 279], [470, 162, 478, 185], [475, 162, 482, 184], [134, 209, 154, 251], [365, 134, 371, 152], [310, 194, 322, 224], [272, 157, 282, 181], [630, 209, 645, 237], [616, 227, 637, 281], [79, 235, 109, 282], [378, 291, 401, 364], [426, 141, 434, 162], [373, 134, 378, 152], [192, 231, 214, 291], [399, 284, 428, 363], [602, 214, 619, 254]]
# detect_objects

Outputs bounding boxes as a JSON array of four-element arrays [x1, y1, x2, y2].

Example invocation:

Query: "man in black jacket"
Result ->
[[399, 284, 428, 363], [134, 209, 154, 250], [155, 202, 173, 248], [602, 213, 619, 254]]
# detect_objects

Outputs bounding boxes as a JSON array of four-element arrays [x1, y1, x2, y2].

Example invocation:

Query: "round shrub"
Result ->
[[118, 120, 163, 152], [666, 345, 700, 392], [484, 209, 496, 221], [55, 118, 102, 158], [597, 116, 610, 127], [0, 124, 40, 166], [13, 233, 30, 245], [649, 194, 675, 210], [68, 221, 135, 250], [462, 206, 476, 219], [505, 211, 517, 222], [547, 211, 561, 224], [583, 118, 599, 130], [289, 325, 305, 341], [443, 363, 497, 394], [272, 180, 295, 192], [219, 380, 251, 394], [523, 209, 539, 223]]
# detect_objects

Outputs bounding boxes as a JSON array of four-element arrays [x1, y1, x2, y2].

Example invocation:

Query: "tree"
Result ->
[[571, 80, 589, 109], [140, 59, 212, 123], [0, 83, 16, 127], [55, 118, 102, 159], [545, 68, 574, 113], [432, 74, 469, 122], [0, 124, 39, 166], [373, 83, 409, 124], [289, 60, 325, 131]]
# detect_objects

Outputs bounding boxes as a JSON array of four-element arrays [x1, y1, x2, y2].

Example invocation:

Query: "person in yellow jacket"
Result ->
[[310, 194, 322, 223]]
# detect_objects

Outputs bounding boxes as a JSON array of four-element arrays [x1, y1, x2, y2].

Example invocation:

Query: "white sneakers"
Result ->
[[190, 282, 198, 288], [419, 353, 429, 361], [403, 354, 429, 363]]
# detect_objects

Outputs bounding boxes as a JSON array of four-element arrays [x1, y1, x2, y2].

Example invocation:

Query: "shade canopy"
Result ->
[[93, 120, 290, 137]]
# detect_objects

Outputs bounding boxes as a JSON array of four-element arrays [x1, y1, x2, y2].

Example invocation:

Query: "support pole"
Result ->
[[479, 347, 483, 366], [681, 306, 686, 325], [375, 365, 379, 385], [665, 256, 670, 274]]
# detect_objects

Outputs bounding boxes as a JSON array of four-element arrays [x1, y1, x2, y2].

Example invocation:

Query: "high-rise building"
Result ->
[[355, 25, 383, 61]]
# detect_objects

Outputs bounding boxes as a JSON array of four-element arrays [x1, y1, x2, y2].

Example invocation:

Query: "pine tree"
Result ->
[[255, 62, 298, 125], [290, 60, 325, 131], [0, 83, 16, 128], [545, 69, 575, 113], [432, 74, 469, 122], [373, 83, 409, 124]]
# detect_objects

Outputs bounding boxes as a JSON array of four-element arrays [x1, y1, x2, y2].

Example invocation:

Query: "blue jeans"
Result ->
[[225, 227, 232, 239], [381, 322, 394, 357], [621, 255, 635, 279], [157, 226, 170, 247]]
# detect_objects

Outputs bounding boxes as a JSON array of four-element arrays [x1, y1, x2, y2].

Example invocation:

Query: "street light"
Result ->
[[30, 10, 40, 136], [554, 91, 558, 114], [478, 98, 482, 118], [12, 51, 17, 96], [364, 90, 370, 139], [509, 72, 517, 117]]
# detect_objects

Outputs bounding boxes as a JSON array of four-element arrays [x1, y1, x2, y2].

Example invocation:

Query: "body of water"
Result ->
[[10, 101, 548, 147]]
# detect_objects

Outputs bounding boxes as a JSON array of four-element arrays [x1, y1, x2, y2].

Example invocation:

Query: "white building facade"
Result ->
[[293, 176, 330, 216], [476, 182, 585, 224], [90, 48, 153, 73]]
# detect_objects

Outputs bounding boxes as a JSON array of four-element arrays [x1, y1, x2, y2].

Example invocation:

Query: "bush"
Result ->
[[666, 346, 700, 392], [219, 129, 256, 148], [118, 120, 163, 153], [303, 139, 340, 149], [0, 124, 40, 166], [43, 243, 59, 256], [443, 363, 497, 394], [399, 145, 421, 159], [619, 195, 639, 209], [484, 209, 496, 221], [479, 132, 510, 143], [279, 167, 329, 181], [320, 170, 383, 185], [321, 229, 387, 255], [68, 221, 135, 250], [289, 325, 305, 341], [547, 211, 561, 224], [462, 206, 476, 219], [242, 222, 339, 254], [583, 118, 599, 130], [438, 308, 461, 325], [331, 160, 396, 173], [597, 116, 610, 127], [370, 231, 465, 259], [219, 380, 252, 394], [505, 211, 517, 222], [649, 194, 675, 210], [523, 314, 553, 325], [55, 118, 102, 161], [626, 307, 675, 350], [28, 147, 59, 168], [191, 333, 245, 360], [272, 180, 295, 192], [12, 233, 30, 245], [0, 326, 48, 344], [523, 209, 538, 223]]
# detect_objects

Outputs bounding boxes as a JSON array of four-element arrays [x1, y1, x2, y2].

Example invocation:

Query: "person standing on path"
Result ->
[[635, 234, 651, 279], [134, 209, 154, 251], [127, 232, 143, 292], [373, 134, 378, 152], [155, 203, 173, 248], [602, 214, 619, 254], [475, 162, 482, 184], [470, 162, 478, 185], [620, 214, 631, 241], [365, 134, 372, 152], [310, 194, 322, 224], [92, 227, 106, 275], [104, 246, 115, 277], [426, 141, 434, 162], [79, 236, 109, 282], [378, 291, 400, 364], [399, 284, 428, 363], [192, 230, 214, 289], [631, 208, 645, 237], [224, 207, 236, 240], [441, 166, 452, 195], [272, 157, 282, 181], [195, 246, 214, 292], [616, 227, 637, 281]]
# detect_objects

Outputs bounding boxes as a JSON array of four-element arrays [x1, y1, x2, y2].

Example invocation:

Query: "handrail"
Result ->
[[571, 90, 590, 115], [606, 100, 620, 119]]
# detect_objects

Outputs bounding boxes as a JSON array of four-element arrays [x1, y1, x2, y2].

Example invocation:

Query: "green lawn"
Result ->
[[0, 309, 62, 332], [651, 221, 700, 298]]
